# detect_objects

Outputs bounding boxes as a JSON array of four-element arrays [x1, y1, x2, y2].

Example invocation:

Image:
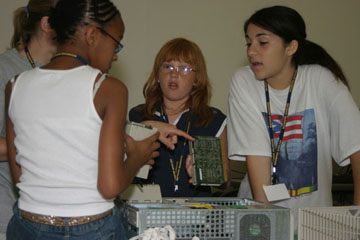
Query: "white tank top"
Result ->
[[9, 66, 113, 217]]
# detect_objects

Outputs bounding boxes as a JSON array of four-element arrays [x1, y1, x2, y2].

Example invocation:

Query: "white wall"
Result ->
[[1, 0, 359, 114]]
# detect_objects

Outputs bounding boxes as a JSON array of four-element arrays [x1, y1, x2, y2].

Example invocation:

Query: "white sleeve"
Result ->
[[321, 70, 360, 166], [227, 68, 272, 161]]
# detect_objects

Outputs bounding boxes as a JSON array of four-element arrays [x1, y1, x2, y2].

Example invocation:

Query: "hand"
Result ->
[[146, 159, 155, 170], [142, 121, 194, 150], [125, 131, 160, 169], [185, 154, 193, 183]]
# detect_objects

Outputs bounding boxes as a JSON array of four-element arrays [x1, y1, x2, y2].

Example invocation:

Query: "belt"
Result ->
[[20, 209, 113, 227]]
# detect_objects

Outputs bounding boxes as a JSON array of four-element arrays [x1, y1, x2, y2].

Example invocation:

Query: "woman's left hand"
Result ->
[[185, 154, 193, 183]]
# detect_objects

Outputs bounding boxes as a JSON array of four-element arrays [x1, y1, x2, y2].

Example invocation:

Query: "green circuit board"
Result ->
[[189, 136, 227, 186]]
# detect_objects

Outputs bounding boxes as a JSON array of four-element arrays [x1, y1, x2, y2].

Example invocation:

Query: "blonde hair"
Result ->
[[142, 38, 213, 127]]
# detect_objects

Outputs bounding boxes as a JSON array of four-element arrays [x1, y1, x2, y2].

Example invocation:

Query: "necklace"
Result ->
[[24, 47, 36, 68], [51, 52, 88, 65]]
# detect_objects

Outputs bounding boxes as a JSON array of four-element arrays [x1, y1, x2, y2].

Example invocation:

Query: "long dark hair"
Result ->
[[244, 5, 348, 87], [48, 0, 120, 45]]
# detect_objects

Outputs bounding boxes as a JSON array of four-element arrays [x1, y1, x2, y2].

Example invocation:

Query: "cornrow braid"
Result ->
[[49, 0, 119, 45], [91, 0, 118, 24]]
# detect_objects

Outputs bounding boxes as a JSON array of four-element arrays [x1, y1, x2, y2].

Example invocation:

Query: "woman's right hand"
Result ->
[[125, 131, 160, 169], [142, 120, 194, 150]]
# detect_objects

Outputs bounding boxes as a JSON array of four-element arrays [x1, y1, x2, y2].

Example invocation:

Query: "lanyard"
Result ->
[[160, 105, 191, 191], [51, 52, 88, 65], [264, 68, 298, 185], [24, 47, 36, 68]]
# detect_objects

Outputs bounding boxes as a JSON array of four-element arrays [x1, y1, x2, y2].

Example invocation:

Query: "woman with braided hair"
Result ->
[[5, 0, 160, 239]]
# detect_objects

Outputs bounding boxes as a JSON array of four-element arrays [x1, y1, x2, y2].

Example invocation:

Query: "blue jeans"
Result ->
[[6, 203, 128, 240]]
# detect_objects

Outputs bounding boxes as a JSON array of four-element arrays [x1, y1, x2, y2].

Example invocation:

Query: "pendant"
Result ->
[[174, 184, 179, 192]]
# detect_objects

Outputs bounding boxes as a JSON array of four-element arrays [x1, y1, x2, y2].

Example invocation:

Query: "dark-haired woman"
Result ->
[[227, 5, 360, 232], [5, 0, 160, 239], [0, 1, 57, 238]]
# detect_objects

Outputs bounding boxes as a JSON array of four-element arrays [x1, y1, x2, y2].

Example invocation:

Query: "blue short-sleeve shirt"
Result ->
[[129, 104, 226, 197]]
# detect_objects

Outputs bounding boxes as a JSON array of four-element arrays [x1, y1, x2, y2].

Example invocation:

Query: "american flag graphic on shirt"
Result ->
[[263, 109, 318, 197], [270, 114, 304, 142]]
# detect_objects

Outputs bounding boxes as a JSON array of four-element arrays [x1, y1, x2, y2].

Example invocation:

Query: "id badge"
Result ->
[[263, 183, 290, 202]]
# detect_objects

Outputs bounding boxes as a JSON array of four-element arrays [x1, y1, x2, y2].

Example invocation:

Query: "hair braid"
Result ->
[[49, 0, 119, 45]]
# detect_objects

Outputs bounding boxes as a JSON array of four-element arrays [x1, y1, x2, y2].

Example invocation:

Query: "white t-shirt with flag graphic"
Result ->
[[227, 64, 360, 229]]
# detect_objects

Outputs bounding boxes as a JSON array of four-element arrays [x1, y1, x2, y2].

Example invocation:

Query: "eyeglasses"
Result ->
[[96, 27, 123, 54], [159, 64, 195, 75]]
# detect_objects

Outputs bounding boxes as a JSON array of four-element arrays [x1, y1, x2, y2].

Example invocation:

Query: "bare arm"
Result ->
[[0, 136, 7, 161], [350, 150, 360, 205], [95, 76, 160, 199], [142, 120, 194, 150], [246, 155, 271, 203], [5, 81, 21, 183]]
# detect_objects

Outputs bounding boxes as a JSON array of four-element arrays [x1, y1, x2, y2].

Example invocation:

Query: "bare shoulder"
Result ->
[[93, 75, 128, 118], [5, 75, 19, 96], [95, 75, 128, 104], [102, 75, 128, 95]]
